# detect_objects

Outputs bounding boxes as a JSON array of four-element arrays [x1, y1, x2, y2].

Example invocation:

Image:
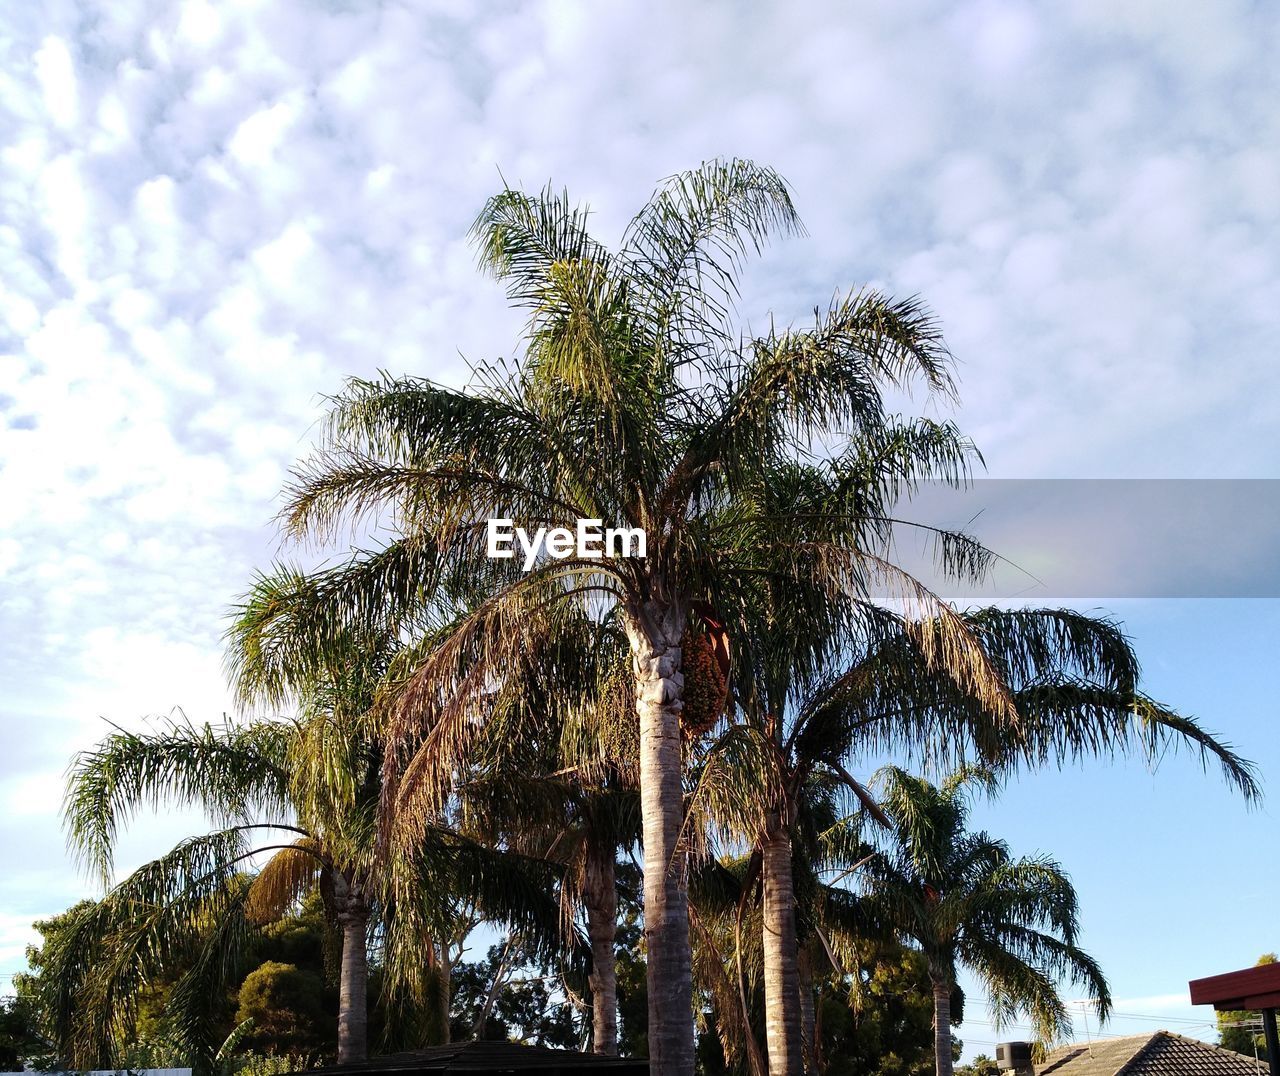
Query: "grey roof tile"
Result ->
[[1037, 1032, 1264, 1076]]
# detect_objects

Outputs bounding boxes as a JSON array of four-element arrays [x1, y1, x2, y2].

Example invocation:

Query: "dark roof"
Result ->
[[1037, 1032, 1263, 1076], [296, 1041, 648, 1075]]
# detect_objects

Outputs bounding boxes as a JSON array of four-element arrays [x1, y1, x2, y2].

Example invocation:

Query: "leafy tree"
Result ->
[[820, 944, 959, 1076], [1217, 953, 1278, 1058], [448, 941, 582, 1049], [614, 912, 649, 1059], [228, 563, 597, 1059], [955, 1056, 1000, 1076], [859, 768, 1109, 1076], [10, 901, 101, 1071], [0, 995, 48, 1071], [237, 961, 329, 1056]]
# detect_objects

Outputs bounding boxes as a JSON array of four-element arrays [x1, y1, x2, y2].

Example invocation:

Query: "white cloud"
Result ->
[[33, 36, 79, 129]]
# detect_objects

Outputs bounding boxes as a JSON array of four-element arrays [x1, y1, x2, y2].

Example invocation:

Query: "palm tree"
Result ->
[[227, 565, 601, 1054], [859, 767, 1109, 1076], [56, 704, 571, 1072], [696, 605, 1259, 1075], [461, 765, 640, 1055], [228, 563, 624, 1055], [54, 714, 326, 1070], [447, 613, 641, 1056], [274, 159, 1012, 1074], [445, 601, 645, 1054]]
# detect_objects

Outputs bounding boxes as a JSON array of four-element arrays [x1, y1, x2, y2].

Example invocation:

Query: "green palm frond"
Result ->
[[40, 832, 264, 1069], [1130, 693, 1261, 800], [622, 157, 802, 342], [63, 716, 293, 882], [227, 548, 438, 709], [471, 184, 610, 313], [790, 607, 1260, 799], [168, 886, 257, 1074]]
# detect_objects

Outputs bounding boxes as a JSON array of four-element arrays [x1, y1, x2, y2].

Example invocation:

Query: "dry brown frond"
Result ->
[[244, 838, 327, 924]]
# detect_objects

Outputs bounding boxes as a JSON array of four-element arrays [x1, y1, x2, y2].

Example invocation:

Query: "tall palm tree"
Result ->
[[859, 767, 1109, 1076], [697, 605, 1259, 1075], [275, 159, 1011, 1074], [228, 563, 625, 1055]]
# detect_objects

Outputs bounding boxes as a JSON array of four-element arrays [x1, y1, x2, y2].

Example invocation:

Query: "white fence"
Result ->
[[1, 1069, 191, 1076]]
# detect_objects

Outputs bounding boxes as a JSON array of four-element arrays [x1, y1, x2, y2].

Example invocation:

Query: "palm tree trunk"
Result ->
[[338, 905, 370, 1064], [584, 845, 619, 1055], [761, 814, 804, 1076], [798, 949, 817, 1074], [932, 978, 953, 1076], [625, 600, 695, 1076]]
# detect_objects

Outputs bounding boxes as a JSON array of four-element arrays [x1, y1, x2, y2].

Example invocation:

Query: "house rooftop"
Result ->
[[1037, 1031, 1264, 1076]]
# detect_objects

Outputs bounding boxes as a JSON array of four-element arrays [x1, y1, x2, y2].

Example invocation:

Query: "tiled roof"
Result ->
[[296, 1041, 648, 1074], [1038, 1032, 1264, 1076]]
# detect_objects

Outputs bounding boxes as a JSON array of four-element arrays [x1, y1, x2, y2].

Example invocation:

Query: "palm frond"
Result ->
[[622, 157, 802, 343], [64, 717, 293, 882], [244, 839, 327, 924]]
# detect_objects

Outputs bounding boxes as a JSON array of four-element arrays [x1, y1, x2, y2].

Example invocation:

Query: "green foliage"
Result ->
[[823, 945, 960, 1076], [956, 1055, 1001, 1076], [0, 995, 50, 1071], [236, 961, 330, 1056], [16, 888, 346, 1072], [7, 900, 102, 1070], [253, 894, 336, 981], [225, 1050, 320, 1076], [614, 914, 648, 1059]]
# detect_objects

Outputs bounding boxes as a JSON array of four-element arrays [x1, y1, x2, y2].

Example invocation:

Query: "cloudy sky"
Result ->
[[2, 0, 1279, 1054]]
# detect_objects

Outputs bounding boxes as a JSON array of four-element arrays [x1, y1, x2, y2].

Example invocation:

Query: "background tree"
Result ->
[[0, 996, 48, 1071], [859, 768, 1110, 1076], [452, 623, 641, 1056], [820, 943, 961, 1076], [955, 1055, 1000, 1076], [236, 961, 329, 1057], [447, 939, 582, 1049]]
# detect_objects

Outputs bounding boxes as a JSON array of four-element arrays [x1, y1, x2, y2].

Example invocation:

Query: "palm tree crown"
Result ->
[[273, 158, 1015, 1075], [860, 767, 1110, 1076]]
